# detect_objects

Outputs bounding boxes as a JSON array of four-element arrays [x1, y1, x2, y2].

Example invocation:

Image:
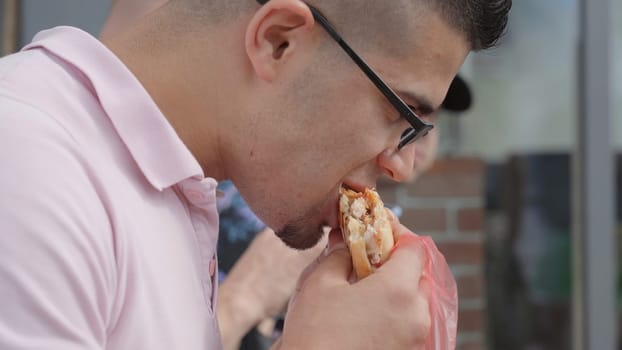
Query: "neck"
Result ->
[[102, 9, 249, 181], [99, 0, 166, 41]]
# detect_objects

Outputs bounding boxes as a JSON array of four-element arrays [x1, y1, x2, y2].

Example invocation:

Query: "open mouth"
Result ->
[[340, 183, 402, 219], [339, 182, 369, 193]]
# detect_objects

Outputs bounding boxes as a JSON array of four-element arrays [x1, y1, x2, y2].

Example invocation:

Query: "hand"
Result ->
[[217, 227, 328, 350], [277, 221, 432, 350]]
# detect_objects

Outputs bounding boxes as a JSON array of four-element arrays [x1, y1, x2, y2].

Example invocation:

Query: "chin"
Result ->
[[274, 221, 326, 250], [272, 188, 338, 250]]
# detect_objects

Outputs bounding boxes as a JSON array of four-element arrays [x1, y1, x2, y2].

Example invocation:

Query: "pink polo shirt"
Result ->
[[0, 27, 223, 349]]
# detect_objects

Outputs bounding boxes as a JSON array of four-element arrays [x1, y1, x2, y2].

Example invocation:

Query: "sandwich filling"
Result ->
[[340, 188, 394, 278]]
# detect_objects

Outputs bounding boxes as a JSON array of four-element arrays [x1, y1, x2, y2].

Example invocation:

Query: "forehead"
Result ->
[[367, 10, 470, 109]]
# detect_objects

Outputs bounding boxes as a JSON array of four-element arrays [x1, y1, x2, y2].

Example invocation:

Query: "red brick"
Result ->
[[400, 208, 446, 232], [406, 158, 484, 198], [436, 242, 483, 265], [457, 274, 484, 299], [458, 309, 486, 332], [457, 208, 484, 231]]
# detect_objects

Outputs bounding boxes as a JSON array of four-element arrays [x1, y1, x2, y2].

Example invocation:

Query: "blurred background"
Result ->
[[1, 0, 619, 349]]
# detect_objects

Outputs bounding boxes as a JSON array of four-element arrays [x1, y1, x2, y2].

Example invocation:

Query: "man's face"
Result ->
[[231, 8, 469, 249]]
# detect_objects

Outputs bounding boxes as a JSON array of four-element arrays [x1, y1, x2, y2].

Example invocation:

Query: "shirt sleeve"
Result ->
[[0, 98, 115, 349]]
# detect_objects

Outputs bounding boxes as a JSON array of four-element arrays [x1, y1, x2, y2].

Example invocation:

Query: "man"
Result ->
[[0, 1, 510, 349]]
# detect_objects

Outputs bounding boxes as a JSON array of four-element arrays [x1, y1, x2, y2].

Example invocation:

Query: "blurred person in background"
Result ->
[[0, 0, 510, 348]]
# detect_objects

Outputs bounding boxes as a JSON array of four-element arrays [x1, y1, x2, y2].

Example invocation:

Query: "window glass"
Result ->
[[437, 1, 580, 348]]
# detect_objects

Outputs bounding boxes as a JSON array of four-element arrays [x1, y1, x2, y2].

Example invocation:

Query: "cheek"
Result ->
[[314, 108, 384, 160], [292, 78, 396, 183]]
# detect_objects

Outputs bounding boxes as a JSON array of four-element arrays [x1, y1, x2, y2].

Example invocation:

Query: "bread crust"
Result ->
[[339, 188, 394, 279]]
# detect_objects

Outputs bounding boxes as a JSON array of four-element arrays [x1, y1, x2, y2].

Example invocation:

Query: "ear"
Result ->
[[245, 0, 315, 82]]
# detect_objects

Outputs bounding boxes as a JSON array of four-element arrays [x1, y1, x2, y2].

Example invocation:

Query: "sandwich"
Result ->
[[339, 187, 395, 279]]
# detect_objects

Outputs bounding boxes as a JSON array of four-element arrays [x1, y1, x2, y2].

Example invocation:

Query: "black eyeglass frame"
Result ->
[[256, 0, 434, 150]]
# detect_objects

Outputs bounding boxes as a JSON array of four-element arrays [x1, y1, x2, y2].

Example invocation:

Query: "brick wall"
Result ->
[[377, 157, 487, 350]]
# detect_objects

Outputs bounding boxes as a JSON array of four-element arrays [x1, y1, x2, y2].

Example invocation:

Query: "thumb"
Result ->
[[305, 229, 352, 285], [381, 232, 428, 288]]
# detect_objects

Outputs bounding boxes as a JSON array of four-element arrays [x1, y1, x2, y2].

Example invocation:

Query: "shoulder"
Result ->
[[0, 96, 115, 346], [0, 95, 114, 270]]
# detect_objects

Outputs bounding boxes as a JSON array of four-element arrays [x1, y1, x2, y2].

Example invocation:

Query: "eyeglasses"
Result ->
[[256, 1, 434, 150]]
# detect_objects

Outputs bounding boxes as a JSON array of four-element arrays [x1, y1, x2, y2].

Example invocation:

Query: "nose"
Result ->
[[377, 143, 417, 182]]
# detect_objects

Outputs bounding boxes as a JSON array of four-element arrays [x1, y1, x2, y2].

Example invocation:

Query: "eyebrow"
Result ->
[[398, 90, 437, 116]]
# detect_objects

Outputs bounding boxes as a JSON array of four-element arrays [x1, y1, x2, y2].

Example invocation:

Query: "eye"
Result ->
[[404, 105, 427, 121], [407, 104, 437, 122]]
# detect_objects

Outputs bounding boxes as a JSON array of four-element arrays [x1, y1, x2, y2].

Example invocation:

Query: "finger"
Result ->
[[413, 278, 432, 347], [289, 253, 322, 309], [388, 212, 412, 242], [305, 229, 352, 285], [293, 230, 346, 293], [326, 227, 345, 250], [388, 276, 431, 349], [380, 233, 428, 288]]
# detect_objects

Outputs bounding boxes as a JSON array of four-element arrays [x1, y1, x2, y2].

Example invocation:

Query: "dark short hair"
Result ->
[[433, 0, 512, 50], [257, 0, 511, 50], [252, 0, 511, 56]]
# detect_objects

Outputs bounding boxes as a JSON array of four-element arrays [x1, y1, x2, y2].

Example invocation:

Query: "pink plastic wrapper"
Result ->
[[394, 234, 458, 350]]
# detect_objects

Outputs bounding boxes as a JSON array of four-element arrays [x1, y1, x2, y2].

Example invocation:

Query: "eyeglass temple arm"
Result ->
[[255, 1, 433, 143], [307, 7, 432, 133]]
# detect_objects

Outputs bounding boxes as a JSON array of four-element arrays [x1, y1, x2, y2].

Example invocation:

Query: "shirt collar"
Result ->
[[23, 26, 205, 191]]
